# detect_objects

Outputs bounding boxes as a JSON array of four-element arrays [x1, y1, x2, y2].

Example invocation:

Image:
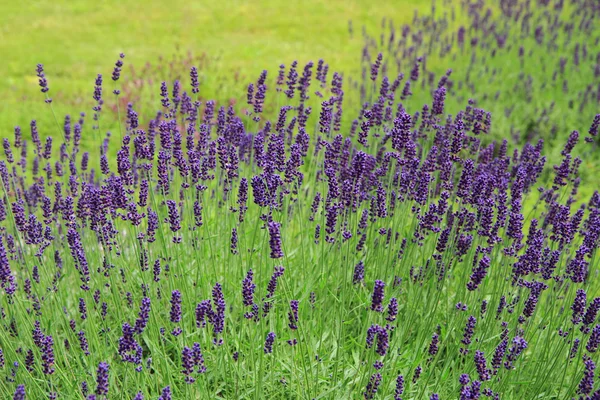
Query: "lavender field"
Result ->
[[2, 0, 600, 399]]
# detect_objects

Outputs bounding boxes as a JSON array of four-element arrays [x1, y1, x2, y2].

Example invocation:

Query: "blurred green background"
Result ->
[[0, 0, 427, 135]]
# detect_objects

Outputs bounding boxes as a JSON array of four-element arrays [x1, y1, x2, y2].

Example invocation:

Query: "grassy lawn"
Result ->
[[0, 0, 426, 134]]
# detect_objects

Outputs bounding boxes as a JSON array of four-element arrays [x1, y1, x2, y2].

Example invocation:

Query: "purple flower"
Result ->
[[264, 331, 276, 354], [181, 346, 195, 383], [457, 159, 474, 199], [582, 298, 600, 331], [474, 350, 491, 381], [578, 357, 596, 395], [288, 300, 299, 330], [36, 64, 49, 93], [570, 338, 581, 359], [375, 327, 389, 356], [195, 300, 212, 328], [587, 325, 600, 353], [78, 331, 90, 356], [504, 336, 527, 369], [263, 266, 285, 316], [230, 228, 238, 254], [193, 342, 207, 373], [170, 290, 182, 323], [95, 362, 109, 396], [118, 323, 143, 364], [366, 324, 380, 349], [428, 333, 439, 357], [211, 283, 226, 344], [432, 87, 446, 115], [386, 298, 398, 322], [268, 222, 284, 259], [40, 335, 55, 375], [79, 298, 87, 320], [166, 200, 181, 234], [412, 365, 422, 383], [460, 316, 477, 354], [467, 255, 490, 291], [394, 375, 404, 400], [13, 385, 25, 400], [242, 269, 256, 313], [572, 289, 587, 325], [364, 373, 382, 399], [158, 386, 172, 400], [353, 261, 365, 285], [371, 280, 385, 312], [111, 53, 124, 82], [134, 297, 151, 334]]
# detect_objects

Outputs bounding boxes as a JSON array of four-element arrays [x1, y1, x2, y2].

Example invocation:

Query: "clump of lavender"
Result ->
[[4, 10, 600, 397]]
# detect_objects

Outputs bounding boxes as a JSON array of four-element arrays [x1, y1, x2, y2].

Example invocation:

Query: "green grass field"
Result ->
[[0, 0, 426, 135]]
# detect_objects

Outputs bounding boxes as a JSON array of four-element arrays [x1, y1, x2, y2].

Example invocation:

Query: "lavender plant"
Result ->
[[1, 1, 600, 399]]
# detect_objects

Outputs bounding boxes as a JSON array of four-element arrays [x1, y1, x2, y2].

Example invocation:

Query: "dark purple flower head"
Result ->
[[432, 86, 446, 115], [371, 280, 385, 312], [78, 330, 90, 356], [211, 282, 226, 344], [572, 289, 587, 325], [467, 255, 490, 291], [461, 316, 477, 354], [364, 372, 382, 399], [570, 338, 581, 359], [582, 298, 600, 330], [134, 297, 151, 334], [474, 350, 491, 381], [353, 261, 365, 285], [428, 333, 439, 357], [13, 384, 25, 400], [504, 336, 527, 369], [268, 222, 284, 259], [263, 266, 285, 318], [158, 386, 172, 400], [242, 269, 256, 309], [394, 375, 404, 400], [587, 325, 600, 353], [386, 298, 398, 322], [181, 346, 195, 383], [40, 335, 55, 375], [95, 362, 109, 396], [578, 357, 596, 395], [370, 53, 383, 81], [264, 332, 276, 354], [170, 290, 182, 323], [112, 54, 124, 82], [413, 365, 422, 383], [365, 324, 379, 349], [588, 114, 600, 138], [375, 327, 389, 356], [288, 300, 299, 330], [166, 200, 181, 234], [36, 64, 49, 93], [190, 66, 200, 94]]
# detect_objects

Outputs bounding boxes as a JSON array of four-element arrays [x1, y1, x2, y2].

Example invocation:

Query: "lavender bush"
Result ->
[[1, 0, 600, 399], [356, 0, 600, 152]]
